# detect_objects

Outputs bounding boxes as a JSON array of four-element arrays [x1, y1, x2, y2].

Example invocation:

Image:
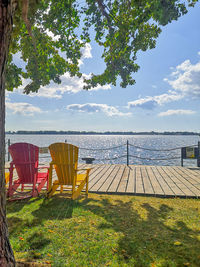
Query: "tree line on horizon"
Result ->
[[6, 130, 200, 136]]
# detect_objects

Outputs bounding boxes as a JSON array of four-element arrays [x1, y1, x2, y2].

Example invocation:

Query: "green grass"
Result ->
[[7, 193, 200, 266]]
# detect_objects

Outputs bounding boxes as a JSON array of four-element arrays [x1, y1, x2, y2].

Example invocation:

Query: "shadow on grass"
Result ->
[[6, 196, 43, 213], [7, 195, 76, 262], [7, 195, 75, 230], [83, 197, 200, 266], [7, 195, 200, 266]]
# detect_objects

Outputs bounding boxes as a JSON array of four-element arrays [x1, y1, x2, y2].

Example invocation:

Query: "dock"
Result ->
[[5, 163, 200, 198], [85, 164, 200, 198]]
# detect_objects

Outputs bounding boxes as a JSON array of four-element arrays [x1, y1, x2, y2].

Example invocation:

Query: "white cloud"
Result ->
[[164, 59, 200, 97], [28, 73, 110, 98], [67, 103, 132, 117], [6, 102, 43, 116], [45, 29, 60, 42], [198, 51, 200, 56], [14, 72, 111, 99], [128, 54, 200, 110], [79, 43, 92, 66], [128, 97, 157, 109], [128, 93, 183, 110], [158, 109, 196, 117], [81, 43, 92, 59]]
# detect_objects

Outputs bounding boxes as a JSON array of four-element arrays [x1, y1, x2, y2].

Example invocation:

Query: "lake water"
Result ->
[[5, 134, 200, 167]]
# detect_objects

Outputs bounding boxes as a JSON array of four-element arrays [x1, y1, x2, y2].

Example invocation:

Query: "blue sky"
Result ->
[[6, 4, 200, 132]]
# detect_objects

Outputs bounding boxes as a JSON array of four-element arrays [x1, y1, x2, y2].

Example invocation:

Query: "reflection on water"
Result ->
[[5, 134, 200, 167]]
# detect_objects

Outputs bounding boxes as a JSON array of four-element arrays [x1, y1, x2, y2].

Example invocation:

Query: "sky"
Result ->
[[5, 4, 200, 132]]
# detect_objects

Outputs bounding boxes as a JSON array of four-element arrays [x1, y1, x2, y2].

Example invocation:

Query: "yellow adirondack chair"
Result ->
[[47, 143, 91, 200]]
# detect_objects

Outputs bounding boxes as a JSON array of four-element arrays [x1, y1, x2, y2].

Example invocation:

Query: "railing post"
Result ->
[[181, 147, 183, 167], [197, 141, 200, 167], [8, 139, 10, 161], [127, 140, 129, 166]]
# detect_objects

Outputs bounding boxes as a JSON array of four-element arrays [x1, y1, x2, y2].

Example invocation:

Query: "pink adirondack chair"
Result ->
[[7, 143, 49, 199]]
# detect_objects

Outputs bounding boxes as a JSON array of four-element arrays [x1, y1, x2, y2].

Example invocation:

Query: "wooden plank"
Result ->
[[158, 166, 185, 196], [99, 165, 121, 192], [176, 167, 200, 196], [186, 167, 200, 177], [165, 167, 196, 197], [117, 166, 130, 193], [145, 166, 164, 195], [174, 167, 200, 191], [177, 167, 200, 187], [126, 166, 136, 193], [135, 166, 144, 194], [88, 164, 108, 185], [89, 164, 113, 190], [90, 165, 116, 191], [152, 167, 175, 196], [84, 164, 102, 178], [107, 165, 125, 192], [140, 166, 154, 194], [77, 163, 90, 173]]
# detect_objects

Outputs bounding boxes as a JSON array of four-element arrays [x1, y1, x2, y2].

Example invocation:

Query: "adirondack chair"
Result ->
[[47, 143, 91, 200], [7, 142, 49, 199]]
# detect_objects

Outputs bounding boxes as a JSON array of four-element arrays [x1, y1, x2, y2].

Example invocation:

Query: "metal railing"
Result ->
[[79, 140, 200, 166], [5, 139, 200, 167]]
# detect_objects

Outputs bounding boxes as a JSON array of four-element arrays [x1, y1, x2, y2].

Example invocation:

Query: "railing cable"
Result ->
[[128, 155, 180, 161], [94, 155, 126, 161], [79, 143, 126, 151], [129, 143, 197, 151]]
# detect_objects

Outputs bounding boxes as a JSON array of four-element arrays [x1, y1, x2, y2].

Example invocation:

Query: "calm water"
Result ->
[[5, 134, 200, 167]]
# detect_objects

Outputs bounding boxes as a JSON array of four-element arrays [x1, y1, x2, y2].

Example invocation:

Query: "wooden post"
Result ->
[[127, 140, 129, 166], [197, 141, 200, 167], [7, 139, 10, 162]]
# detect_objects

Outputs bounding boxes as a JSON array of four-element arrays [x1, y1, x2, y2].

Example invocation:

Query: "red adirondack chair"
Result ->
[[7, 143, 49, 199]]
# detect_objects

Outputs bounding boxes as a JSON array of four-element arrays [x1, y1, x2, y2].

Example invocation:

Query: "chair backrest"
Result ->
[[9, 143, 39, 184], [49, 143, 79, 185]]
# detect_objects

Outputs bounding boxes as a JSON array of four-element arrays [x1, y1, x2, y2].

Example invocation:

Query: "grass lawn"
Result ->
[[7, 193, 200, 267]]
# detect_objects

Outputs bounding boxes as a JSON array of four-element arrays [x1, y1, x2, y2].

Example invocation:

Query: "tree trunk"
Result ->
[[0, 0, 15, 266]]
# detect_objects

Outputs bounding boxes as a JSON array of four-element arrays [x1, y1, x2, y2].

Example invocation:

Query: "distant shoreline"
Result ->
[[5, 131, 200, 136]]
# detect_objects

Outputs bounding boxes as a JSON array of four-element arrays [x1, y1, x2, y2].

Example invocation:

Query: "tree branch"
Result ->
[[22, 0, 36, 50], [96, 0, 113, 31]]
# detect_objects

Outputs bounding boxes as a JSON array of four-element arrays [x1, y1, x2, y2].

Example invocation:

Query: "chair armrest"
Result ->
[[77, 168, 92, 171]]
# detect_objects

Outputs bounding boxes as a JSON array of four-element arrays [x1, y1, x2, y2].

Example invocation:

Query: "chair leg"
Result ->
[[7, 182, 20, 197], [32, 189, 39, 198], [47, 183, 59, 198], [36, 178, 48, 194], [48, 164, 53, 192], [60, 185, 63, 193], [5, 173, 9, 184], [21, 184, 24, 192], [72, 179, 86, 200], [86, 175, 89, 195], [8, 165, 14, 197]]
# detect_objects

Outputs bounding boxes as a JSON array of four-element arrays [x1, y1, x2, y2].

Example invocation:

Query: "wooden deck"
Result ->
[[84, 164, 200, 198], [5, 163, 200, 198]]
